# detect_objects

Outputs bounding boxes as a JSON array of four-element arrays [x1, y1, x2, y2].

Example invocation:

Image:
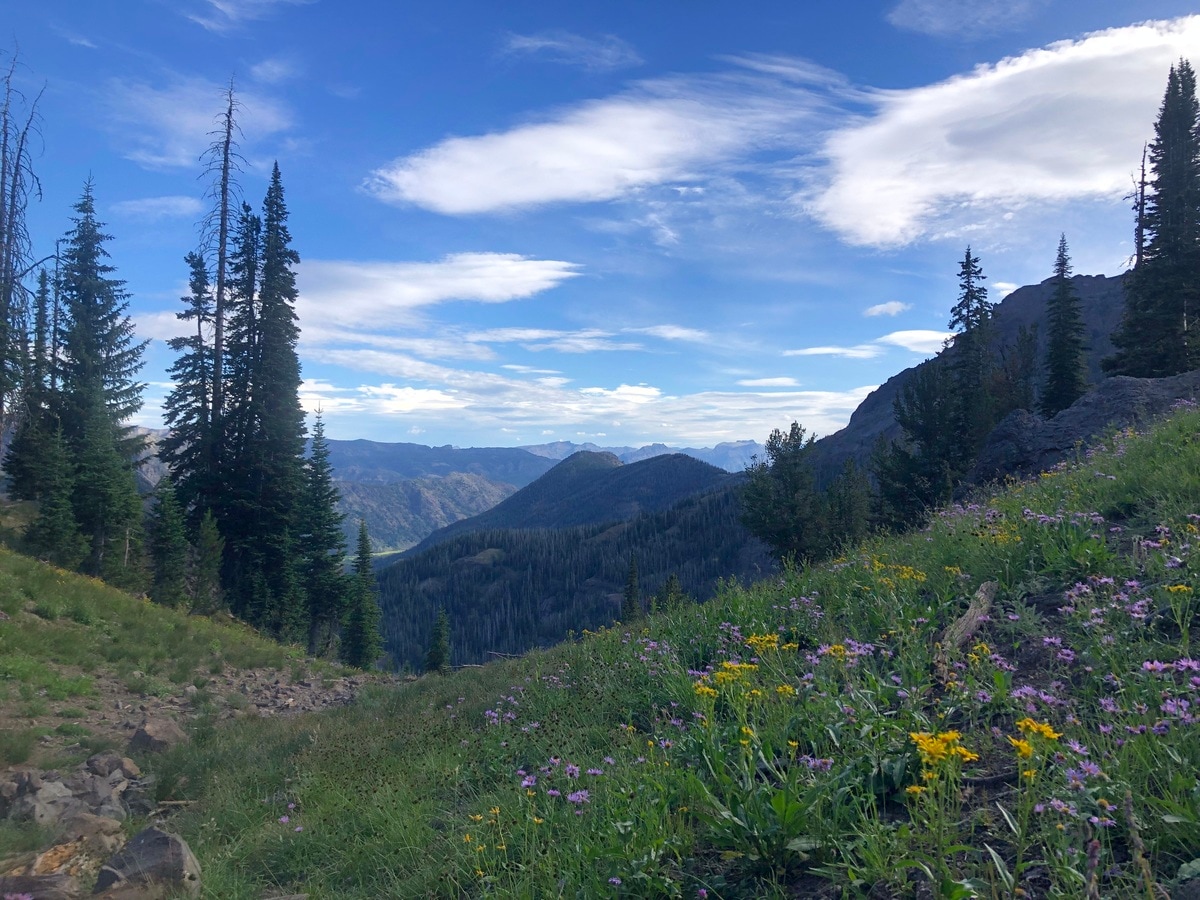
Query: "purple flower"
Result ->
[[609, 877, 622, 885], [565, 764, 580, 779], [567, 789, 590, 804], [521, 775, 537, 788], [279, 815, 290, 824], [587, 768, 604, 776], [546, 789, 561, 797]]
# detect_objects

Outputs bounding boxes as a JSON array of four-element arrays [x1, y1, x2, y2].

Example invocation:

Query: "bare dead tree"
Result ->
[[198, 78, 246, 434], [0, 47, 44, 444]]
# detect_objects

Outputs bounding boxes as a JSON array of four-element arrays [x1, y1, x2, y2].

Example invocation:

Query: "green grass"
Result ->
[[135, 405, 1200, 898], [6, 406, 1200, 898]]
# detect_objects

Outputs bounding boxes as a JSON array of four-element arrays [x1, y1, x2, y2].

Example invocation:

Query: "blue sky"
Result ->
[[7, 1, 1198, 447]]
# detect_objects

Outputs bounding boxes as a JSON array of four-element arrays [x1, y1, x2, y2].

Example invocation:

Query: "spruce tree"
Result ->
[[301, 412, 350, 656], [342, 519, 383, 669], [5, 270, 56, 500], [1106, 60, 1200, 376], [54, 182, 147, 586], [621, 555, 642, 621], [1041, 235, 1088, 416], [947, 246, 995, 458], [147, 475, 190, 608], [740, 422, 825, 561], [23, 425, 87, 570], [160, 252, 216, 524], [425, 607, 451, 674], [192, 509, 225, 615], [219, 165, 307, 640]]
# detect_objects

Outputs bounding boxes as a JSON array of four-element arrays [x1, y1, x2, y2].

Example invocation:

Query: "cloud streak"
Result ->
[[502, 30, 643, 71], [809, 16, 1200, 246], [886, 0, 1047, 38]]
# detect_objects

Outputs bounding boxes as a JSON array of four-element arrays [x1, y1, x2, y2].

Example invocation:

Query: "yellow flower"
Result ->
[[464, 834, 472, 843], [905, 785, 926, 795], [469, 814, 483, 822], [533, 817, 544, 824], [489, 807, 500, 816], [952, 746, 980, 763], [1022, 769, 1037, 780], [787, 740, 799, 750], [1167, 584, 1194, 594], [495, 844, 506, 851], [741, 725, 755, 738], [1008, 736, 1033, 759], [776, 684, 797, 697], [1016, 718, 1061, 740], [694, 683, 718, 699]]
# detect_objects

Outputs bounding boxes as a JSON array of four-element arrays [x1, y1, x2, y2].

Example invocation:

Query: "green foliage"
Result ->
[[1041, 234, 1088, 416], [191, 509, 225, 614], [299, 413, 350, 656], [1107, 59, 1200, 377], [621, 554, 642, 622], [341, 520, 383, 669], [22, 425, 87, 570], [147, 475, 190, 608], [424, 607, 451, 674]]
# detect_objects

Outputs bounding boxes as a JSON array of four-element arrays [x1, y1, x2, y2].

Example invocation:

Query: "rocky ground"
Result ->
[[1, 662, 407, 898]]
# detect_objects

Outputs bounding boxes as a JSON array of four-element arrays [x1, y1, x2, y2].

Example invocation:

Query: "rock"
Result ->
[[92, 827, 200, 897], [13, 779, 86, 828], [128, 719, 188, 754], [60, 813, 128, 856], [0, 872, 82, 899]]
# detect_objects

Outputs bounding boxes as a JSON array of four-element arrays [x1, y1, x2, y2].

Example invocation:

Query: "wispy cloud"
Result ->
[[783, 344, 882, 360], [502, 30, 643, 71], [864, 301, 911, 317], [110, 195, 203, 221], [809, 16, 1200, 246], [296, 253, 582, 335], [103, 75, 292, 169], [250, 56, 300, 84], [738, 377, 800, 387], [887, 0, 1047, 38], [627, 324, 711, 342], [365, 63, 842, 214], [876, 330, 955, 353], [188, 0, 315, 33]]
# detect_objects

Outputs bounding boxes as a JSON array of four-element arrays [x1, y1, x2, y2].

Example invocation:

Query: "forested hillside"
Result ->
[[408, 451, 732, 554], [377, 481, 774, 669]]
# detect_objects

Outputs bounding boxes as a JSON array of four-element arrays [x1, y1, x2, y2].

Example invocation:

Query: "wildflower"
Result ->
[[905, 785, 926, 795], [278, 816, 289, 824], [776, 684, 797, 697], [1008, 736, 1034, 758], [565, 764, 580, 779], [1016, 718, 1061, 740], [521, 776, 536, 788], [609, 877, 622, 885], [567, 789, 590, 804], [469, 814, 484, 822]]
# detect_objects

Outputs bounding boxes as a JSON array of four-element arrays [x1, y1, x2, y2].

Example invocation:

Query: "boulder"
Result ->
[[92, 827, 200, 897], [128, 719, 188, 754], [0, 871, 82, 899], [13, 779, 86, 828]]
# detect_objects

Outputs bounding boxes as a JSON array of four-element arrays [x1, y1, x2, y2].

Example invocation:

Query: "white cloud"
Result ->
[[876, 329, 955, 353], [628, 324, 711, 342], [887, 0, 1046, 38], [365, 65, 838, 214], [738, 377, 800, 387], [188, 0, 314, 32], [110, 195, 203, 220], [992, 281, 1020, 297], [783, 344, 883, 360], [104, 76, 292, 169], [864, 301, 911, 317], [809, 16, 1200, 246], [250, 57, 300, 84], [296, 253, 581, 333], [502, 31, 642, 71]]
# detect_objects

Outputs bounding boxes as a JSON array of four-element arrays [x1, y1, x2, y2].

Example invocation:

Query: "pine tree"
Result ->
[[147, 475, 190, 608], [23, 425, 86, 570], [342, 519, 383, 669], [219, 166, 307, 639], [5, 270, 56, 499], [621, 554, 643, 621], [823, 458, 872, 550], [192, 509, 225, 615], [654, 572, 686, 613], [160, 252, 216, 524], [740, 422, 825, 561], [1106, 60, 1200, 376], [947, 246, 995, 456], [54, 182, 148, 586], [425, 607, 451, 674], [1041, 234, 1088, 416], [301, 412, 350, 656]]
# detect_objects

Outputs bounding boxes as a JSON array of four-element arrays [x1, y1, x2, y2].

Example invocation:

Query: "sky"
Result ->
[[5, 0, 1199, 448]]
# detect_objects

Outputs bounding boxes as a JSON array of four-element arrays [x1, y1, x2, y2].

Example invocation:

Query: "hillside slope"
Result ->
[[407, 451, 732, 555]]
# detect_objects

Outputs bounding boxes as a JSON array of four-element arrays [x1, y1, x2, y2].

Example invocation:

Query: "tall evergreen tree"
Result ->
[[621, 554, 643, 621], [342, 519, 383, 669], [147, 475, 190, 608], [219, 165, 307, 641], [300, 412, 350, 656], [23, 425, 86, 570], [1041, 234, 1088, 416], [425, 607, 451, 675], [160, 252, 216, 524], [53, 182, 148, 586], [947, 246, 995, 456], [5, 269, 56, 500], [192, 509, 225, 615], [1106, 60, 1200, 376], [741, 422, 825, 561]]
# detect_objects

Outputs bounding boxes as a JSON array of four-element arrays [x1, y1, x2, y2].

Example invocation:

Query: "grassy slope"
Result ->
[[10, 407, 1200, 898]]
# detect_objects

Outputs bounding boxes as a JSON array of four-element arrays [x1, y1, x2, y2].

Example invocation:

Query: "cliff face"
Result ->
[[808, 273, 1129, 483]]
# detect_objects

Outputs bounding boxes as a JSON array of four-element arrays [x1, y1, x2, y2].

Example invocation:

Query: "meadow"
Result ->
[[142, 403, 1200, 897]]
